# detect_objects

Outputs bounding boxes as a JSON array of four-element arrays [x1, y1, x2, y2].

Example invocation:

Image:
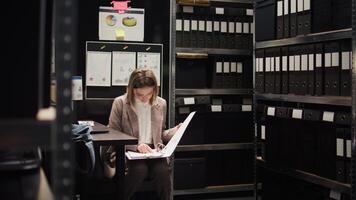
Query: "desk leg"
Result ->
[[115, 145, 125, 200]]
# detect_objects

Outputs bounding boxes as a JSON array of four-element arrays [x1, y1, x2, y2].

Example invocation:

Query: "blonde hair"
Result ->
[[127, 68, 158, 105]]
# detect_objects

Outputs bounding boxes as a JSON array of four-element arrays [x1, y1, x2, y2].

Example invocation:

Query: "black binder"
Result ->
[[298, 0, 311, 35], [205, 13, 214, 48], [314, 43, 324, 96], [264, 49, 274, 93], [335, 128, 346, 182], [235, 21, 243, 49], [182, 17, 191, 47], [237, 61, 244, 88], [290, 0, 297, 37], [294, 48, 303, 95], [345, 128, 351, 183], [195, 7, 207, 48], [212, 13, 220, 48], [227, 18, 236, 49], [288, 46, 297, 94], [281, 47, 289, 94], [305, 44, 315, 95], [283, 0, 290, 38], [255, 0, 276, 41], [312, 0, 332, 33], [190, 17, 199, 48], [256, 50, 265, 93], [212, 59, 224, 88], [276, 0, 284, 39], [299, 45, 309, 95], [324, 41, 340, 96], [176, 7, 183, 47], [332, 0, 352, 30], [274, 48, 282, 94], [220, 20, 228, 49], [340, 39, 352, 96]]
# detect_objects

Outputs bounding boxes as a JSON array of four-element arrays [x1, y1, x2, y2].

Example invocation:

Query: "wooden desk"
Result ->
[[91, 123, 137, 200]]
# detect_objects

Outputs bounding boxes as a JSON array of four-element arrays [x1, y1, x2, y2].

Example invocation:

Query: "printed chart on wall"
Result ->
[[85, 41, 163, 99]]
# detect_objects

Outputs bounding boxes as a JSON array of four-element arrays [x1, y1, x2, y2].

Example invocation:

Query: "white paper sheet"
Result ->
[[86, 51, 112, 87], [72, 76, 83, 100], [112, 51, 136, 86], [137, 52, 161, 85], [126, 111, 196, 160]]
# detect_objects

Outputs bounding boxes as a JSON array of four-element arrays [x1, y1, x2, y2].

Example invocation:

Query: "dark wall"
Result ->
[[76, 0, 171, 125]]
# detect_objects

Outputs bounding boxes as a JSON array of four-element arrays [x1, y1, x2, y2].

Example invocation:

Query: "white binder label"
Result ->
[[284, 0, 289, 15], [215, 7, 224, 15], [231, 62, 237, 72], [332, 52, 339, 67], [346, 140, 351, 158], [322, 111, 334, 122], [301, 54, 308, 71], [246, 9, 254, 16], [294, 55, 301, 71], [277, 1, 283, 16], [236, 22, 242, 33], [176, 19, 182, 31], [242, 105, 252, 112], [297, 0, 303, 12], [259, 57, 264, 70], [183, 97, 195, 105], [275, 57, 280, 71], [282, 56, 288, 71], [291, 0, 297, 13], [184, 20, 190, 32], [198, 20, 205, 31], [243, 23, 249, 33], [191, 20, 198, 31], [342, 52, 351, 70], [206, 21, 213, 32], [213, 21, 220, 31], [330, 190, 341, 200], [237, 62, 243, 73], [183, 6, 194, 13], [250, 22, 255, 34], [271, 57, 275, 71], [309, 54, 314, 71], [216, 62, 223, 73], [223, 62, 230, 73], [289, 56, 295, 71], [325, 53, 331, 67], [267, 107, 275, 116], [211, 105, 222, 112], [336, 138, 344, 157], [261, 125, 266, 140], [221, 21, 227, 33], [292, 109, 303, 119], [228, 22, 235, 33], [266, 57, 271, 72], [304, 0, 311, 10], [316, 54, 322, 67]]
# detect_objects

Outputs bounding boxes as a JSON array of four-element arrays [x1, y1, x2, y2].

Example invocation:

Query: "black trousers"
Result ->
[[124, 158, 171, 200]]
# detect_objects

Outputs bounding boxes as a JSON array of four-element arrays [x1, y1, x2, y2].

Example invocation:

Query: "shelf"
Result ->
[[256, 158, 351, 194], [176, 47, 252, 56], [255, 28, 352, 49], [173, 183, 255, 196], [176, 0, 253, 8], [255, 93, 351, 107], [176, 89, 253, 95], [0, 120, 52, 149], [176, 143, 254, 152]]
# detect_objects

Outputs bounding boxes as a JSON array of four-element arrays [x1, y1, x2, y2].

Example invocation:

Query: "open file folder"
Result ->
[[125, 111, 196, 160]]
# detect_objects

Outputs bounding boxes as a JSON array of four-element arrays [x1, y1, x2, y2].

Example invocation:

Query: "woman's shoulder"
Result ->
[[155, 96, 167, 106], [114, 94, 127, 104]]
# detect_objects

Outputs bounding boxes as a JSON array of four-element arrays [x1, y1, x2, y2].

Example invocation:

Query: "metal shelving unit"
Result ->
[[176, 143, 254, 152], [173, 184, 255, 196], [255, 28, 352, 49], [176, 88, 253, 95], [257, 158, 351, 194], [255, 93, 352, 107], [176, 47, 252, 56]]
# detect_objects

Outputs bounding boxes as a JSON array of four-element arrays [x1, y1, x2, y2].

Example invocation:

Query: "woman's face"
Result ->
[[134, 86, 154, 103]]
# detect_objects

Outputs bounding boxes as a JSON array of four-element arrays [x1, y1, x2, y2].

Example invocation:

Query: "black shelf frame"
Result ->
[[176, 143, 254, 152], [176, 89, 253, 95], [177, 0, 253, 8], [176, 47, 252, 56], [173, 183, 255, 196], [257, 158, 351, 194], [255, 28, 352, 49], [255, 93, 351, 107]]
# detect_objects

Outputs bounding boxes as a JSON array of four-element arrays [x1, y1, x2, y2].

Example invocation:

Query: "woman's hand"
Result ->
[[170, 123, 182, 135], [137, 143, 154, 154]]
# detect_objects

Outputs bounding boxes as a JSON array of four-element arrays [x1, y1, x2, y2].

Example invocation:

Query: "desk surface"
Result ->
[[91, 122, 137, 146]]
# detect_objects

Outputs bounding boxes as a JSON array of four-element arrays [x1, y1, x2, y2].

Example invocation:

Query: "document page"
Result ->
[[125, 111, 196, 160]]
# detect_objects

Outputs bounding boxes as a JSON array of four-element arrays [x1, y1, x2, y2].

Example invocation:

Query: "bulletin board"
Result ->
[[85, 41, 163, 99]]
